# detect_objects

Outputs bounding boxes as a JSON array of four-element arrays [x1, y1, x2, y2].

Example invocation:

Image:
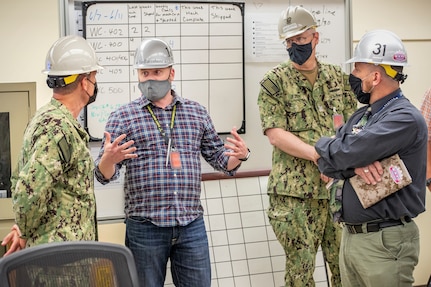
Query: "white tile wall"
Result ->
[[164, 176, 329, 287]]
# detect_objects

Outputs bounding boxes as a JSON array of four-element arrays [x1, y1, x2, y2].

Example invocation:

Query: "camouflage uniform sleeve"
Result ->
[[342, 72, 358, 119], [13, 130, 63, 239], [257, 72, 288, 134]]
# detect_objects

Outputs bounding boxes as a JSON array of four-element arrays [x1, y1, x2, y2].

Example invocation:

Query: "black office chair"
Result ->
[[0, 241, 139, 287]]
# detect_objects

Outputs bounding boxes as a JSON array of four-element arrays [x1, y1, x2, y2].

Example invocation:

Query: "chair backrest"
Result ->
[[0, 241, 140, 287]]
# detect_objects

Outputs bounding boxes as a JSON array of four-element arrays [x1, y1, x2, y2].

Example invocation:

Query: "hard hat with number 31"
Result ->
[[347, 29, 408, 67], [347, 29, 408, 83]]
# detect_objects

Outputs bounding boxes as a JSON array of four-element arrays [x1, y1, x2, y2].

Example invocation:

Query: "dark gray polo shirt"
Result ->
[[316, 89, 427, 224]]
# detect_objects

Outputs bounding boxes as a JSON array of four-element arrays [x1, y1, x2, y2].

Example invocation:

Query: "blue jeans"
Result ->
[[125, 216, 211, 287]]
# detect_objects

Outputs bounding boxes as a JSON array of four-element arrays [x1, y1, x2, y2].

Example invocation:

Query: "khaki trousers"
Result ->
[[340, 220, 419, 287]]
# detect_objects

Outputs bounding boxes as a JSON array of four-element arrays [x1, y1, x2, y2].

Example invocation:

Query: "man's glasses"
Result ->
[[283, 32, 315, 48]]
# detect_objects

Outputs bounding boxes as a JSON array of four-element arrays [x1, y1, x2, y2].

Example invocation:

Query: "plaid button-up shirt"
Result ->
[[95, 92, 237, 227], [420, 87, 431, 141]]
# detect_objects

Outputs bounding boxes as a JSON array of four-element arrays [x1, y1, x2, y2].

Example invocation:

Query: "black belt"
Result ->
[[344, 217, 411, 234]]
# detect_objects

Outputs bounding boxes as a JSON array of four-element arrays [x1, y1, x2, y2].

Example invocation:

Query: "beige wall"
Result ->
[[351, 0, 431, 108], [0, 0, 60, 108], [0, 0, 430, 284]]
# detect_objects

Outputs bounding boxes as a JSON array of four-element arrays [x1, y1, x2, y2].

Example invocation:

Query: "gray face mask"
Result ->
[[138, 79, 171, 102]]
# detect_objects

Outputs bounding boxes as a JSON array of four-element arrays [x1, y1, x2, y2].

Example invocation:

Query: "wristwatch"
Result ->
[[239, 148, 251, 161], [426, 178, 431, 187]]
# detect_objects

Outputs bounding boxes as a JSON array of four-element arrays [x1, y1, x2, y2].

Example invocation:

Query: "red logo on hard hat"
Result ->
[[393, 52, 406, 62]]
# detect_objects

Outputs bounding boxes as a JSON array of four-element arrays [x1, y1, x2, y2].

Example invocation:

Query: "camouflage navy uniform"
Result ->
[[11, 98, 96, 247], [258, 60, 356, 287]]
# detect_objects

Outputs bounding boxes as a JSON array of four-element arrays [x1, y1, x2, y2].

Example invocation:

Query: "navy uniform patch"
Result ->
[[260, 78, 280, 96]]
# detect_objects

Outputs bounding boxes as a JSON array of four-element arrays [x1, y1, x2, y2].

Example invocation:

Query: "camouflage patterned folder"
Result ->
[[349, 154, 412, 209]]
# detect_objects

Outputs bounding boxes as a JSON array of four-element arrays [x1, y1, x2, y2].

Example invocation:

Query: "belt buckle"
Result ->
[[366, 222, 381, 232]]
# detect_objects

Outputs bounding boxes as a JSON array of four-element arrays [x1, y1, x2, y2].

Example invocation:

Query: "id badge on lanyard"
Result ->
[[165, 135, 182, 170], [170, 148, 182, 170], [332, 108, 344, 130], [148, 104, 181, 170]]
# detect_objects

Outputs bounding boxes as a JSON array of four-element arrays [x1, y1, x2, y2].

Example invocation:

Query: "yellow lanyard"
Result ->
[[147, 104, 177, 145]]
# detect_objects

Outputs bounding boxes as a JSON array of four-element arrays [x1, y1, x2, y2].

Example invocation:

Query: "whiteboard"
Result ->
[[81, 1, 245, 139], [62, 0, 351, 220], [244, 0, 351, 69]]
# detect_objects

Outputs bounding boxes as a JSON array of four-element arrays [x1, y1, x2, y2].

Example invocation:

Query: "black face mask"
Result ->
[[86, 79, 98, 105], [287, 42, 313, 65], [349, 74, 371, 104]]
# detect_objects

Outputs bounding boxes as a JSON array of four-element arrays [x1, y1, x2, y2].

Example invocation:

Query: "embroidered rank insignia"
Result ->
[[260, 78, 279, 96]]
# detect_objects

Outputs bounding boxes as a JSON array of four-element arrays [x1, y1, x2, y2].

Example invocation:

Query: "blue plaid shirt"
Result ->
[[95, 92, 237, 227]]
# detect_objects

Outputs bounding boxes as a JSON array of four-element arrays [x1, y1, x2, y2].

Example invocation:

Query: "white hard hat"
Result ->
[[347, 29, 408, 67], [278, 6, 317, 40], [42, 35, 102, 76], [134, 38, 174, 69]]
